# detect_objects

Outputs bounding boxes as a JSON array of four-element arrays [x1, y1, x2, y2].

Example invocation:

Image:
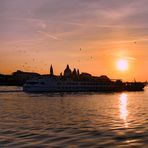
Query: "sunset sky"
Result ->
[[0, 0, 148, 81]]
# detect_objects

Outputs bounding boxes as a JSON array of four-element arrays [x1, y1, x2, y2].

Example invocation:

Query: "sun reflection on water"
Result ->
[[119, 93, 129, 128]]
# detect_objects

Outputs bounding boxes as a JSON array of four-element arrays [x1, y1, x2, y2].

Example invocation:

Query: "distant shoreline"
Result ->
[[0, 66, 147, 92]]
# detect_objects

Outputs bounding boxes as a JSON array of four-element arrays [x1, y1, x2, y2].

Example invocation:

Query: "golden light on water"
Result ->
[[119, 93, 128, 128], [117, 59, 128, 72]]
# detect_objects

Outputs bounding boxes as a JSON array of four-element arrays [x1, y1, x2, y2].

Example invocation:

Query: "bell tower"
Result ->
[[50, 65, 54, 76]]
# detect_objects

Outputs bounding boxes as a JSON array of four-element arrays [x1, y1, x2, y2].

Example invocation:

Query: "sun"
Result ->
[[117, 59, 128, 71]]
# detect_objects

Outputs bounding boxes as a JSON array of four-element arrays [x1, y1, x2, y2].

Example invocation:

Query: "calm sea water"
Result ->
[[0, 86, 147, 148]]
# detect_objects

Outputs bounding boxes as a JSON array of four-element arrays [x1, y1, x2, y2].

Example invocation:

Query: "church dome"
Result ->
[[64, 65, 71, 77]]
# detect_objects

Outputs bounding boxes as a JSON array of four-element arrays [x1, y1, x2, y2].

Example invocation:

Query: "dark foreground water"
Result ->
[[0, 86, 147, 148]]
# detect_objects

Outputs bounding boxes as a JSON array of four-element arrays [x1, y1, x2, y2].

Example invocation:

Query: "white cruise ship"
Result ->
[[23, 77, 118, 92], [23, 65, 145, 92], [23, 65, 120, 92]]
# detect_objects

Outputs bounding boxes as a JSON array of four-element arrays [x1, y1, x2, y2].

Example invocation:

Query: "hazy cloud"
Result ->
[[1, 0, 148, 42]]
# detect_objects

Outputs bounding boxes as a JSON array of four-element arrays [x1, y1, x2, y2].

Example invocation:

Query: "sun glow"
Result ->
[[119, 93, 128, 128], [117, 59, 128, 71]]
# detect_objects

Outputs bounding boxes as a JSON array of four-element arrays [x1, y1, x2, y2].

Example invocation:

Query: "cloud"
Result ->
[[125, 56, 136, 61], [1, 0, 148, 43], [37, 30, 61, 40]]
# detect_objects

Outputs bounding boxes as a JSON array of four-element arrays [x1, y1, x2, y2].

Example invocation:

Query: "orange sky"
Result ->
[[0, 0, 148, 81]]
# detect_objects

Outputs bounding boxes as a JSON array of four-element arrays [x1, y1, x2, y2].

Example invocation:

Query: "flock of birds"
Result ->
[[15, 47, 95, 72], [14, 40, 137, 72]]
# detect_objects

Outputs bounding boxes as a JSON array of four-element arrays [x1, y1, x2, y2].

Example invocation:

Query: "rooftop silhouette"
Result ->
[[0, 65, 146, 92]]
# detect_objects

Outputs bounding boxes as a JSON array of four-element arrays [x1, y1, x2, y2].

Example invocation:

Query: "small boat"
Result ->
[[124, 82, 146, 91]]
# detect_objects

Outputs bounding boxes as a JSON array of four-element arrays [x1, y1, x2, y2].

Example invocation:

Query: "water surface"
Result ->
[[0, 86, 148, 147]]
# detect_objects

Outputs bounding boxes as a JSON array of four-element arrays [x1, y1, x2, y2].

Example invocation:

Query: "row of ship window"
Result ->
[[57, 86, 98, 90], [57, 82, 101, 85]]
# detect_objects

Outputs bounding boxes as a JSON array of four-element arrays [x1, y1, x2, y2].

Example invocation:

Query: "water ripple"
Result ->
[[0, 86, 148, 147]]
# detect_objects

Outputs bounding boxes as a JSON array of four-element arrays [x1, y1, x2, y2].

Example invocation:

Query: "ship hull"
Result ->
[[23, 78, 146, 93]]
